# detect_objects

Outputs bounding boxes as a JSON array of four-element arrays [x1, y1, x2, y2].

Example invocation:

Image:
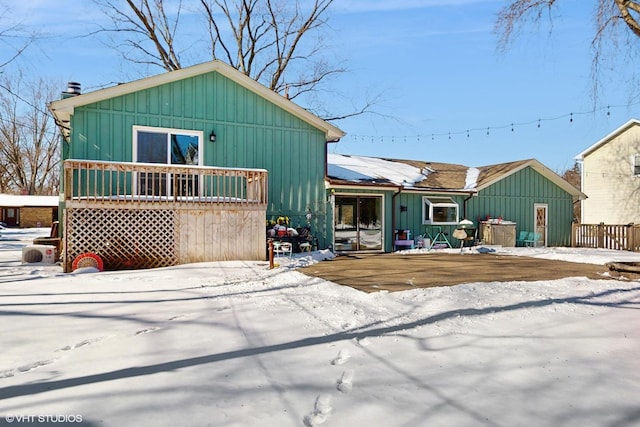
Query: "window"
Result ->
[[133, 126, 203, 196], [422, 197, 459, 225], [634, 154, 640, 176]]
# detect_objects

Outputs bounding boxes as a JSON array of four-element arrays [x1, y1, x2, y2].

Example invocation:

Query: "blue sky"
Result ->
[[4, 0, 640, 173]]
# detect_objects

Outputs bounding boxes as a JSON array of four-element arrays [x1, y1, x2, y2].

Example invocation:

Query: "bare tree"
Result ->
[[93, 0, 184, 71], [0, 2, 35, 69], [561, 161, 581, 221], [91, 0, 373, 120], [0, 75, 60, 195], [495, 1, 640, 98], [198, 0, 341, 100]]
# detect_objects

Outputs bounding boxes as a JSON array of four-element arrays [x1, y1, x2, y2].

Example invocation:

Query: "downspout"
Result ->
[[462, 192, 474, 219]]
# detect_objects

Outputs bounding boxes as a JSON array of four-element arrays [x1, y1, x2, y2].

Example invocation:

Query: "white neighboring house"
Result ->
[[575, 119, 640, 224]]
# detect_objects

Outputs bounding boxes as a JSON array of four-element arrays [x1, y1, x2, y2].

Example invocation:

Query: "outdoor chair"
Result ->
[[523, 232, 541, 247], [274, 241, 293, 257], [516, 231, 530, 247]]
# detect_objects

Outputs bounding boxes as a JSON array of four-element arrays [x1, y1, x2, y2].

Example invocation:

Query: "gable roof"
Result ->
[[327, 154, 585, 199], [476, 158, 583, 198], [48, 60, 345, 142], [575, 119, 640, 160]]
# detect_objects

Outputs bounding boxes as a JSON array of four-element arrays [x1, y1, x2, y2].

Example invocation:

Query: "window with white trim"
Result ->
[[422, 196, 459, 225], [133, 125, 203, 196], [634, 154, 640, 176]]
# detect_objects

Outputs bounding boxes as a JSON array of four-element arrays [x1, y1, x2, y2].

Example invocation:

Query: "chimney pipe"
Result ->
[[62, 82, 81, 99]]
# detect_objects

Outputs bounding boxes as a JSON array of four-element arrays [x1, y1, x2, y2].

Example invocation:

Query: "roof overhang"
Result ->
[[48, 60, 345, 142], [325, 179, 478, 195]]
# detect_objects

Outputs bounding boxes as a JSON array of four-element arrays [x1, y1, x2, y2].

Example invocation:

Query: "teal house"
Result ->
[[326, 154, 585, 252], [49, 60, 583, 271], [49, 60, 344, 271]]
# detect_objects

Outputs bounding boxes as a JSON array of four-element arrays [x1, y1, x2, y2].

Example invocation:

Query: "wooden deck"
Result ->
[[62, 160, 268, 272]]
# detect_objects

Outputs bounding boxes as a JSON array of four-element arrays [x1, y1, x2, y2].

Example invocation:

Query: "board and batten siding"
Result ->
[[581, 125, 640, 224], [65, 70, 329, 240], [392, 191, 467, 242], [467, 167, 575, 246]]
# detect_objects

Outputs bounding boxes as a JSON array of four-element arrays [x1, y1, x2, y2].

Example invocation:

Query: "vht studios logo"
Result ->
[[4, 414, 83, 423]]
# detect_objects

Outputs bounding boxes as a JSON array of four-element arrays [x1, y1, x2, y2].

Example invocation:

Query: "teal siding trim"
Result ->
[[66, 69, 329, 248], [383, 167, 575, 249], [467, 167, 574, 246], [393, 192, 468, 246]]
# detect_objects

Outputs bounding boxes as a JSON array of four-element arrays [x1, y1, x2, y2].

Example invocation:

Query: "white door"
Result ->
[[534, 204, 548, 247]]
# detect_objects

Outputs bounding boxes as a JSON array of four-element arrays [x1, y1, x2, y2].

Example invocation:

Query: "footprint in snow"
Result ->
[[303, 394, 332, 426], [356, 337, 370, 347], [18, 360, 54, 372], [58, 337, 105, 351], [4, 359, 56, 377], [331, 349, 350, 366], [135, 327, 160, 335], [337, 369, 354, 393]]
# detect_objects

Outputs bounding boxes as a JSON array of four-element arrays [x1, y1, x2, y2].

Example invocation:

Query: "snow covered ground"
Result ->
[[1, 228, 639, 427]]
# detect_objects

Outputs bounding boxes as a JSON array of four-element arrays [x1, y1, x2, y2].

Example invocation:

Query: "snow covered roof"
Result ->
[[327, 154, 585, 199], [0, 194, 59, 207], [327, 154, 479, 192]]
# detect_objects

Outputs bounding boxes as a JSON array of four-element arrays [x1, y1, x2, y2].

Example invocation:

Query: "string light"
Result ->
[[344, 101, 640, 144]]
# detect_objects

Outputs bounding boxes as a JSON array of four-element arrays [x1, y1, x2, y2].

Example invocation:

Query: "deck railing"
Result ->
[[63, 159, 268, 209], [572, 222, 640, 252]]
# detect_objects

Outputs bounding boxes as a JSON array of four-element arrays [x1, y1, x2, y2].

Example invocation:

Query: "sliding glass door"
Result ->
[[133, 126, 202, 197], [334, 195, 383, 251]]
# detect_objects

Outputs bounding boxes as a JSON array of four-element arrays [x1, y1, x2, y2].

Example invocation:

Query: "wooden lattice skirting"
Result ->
[[63, 206, 267, 272], [64, 208, 177, 272]]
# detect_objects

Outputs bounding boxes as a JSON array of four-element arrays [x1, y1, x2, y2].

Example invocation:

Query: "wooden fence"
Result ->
[[571, 223, 640, 252]]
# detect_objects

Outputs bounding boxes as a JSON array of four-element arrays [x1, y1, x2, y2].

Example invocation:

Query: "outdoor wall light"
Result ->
[[209, 130, 217, 142]]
